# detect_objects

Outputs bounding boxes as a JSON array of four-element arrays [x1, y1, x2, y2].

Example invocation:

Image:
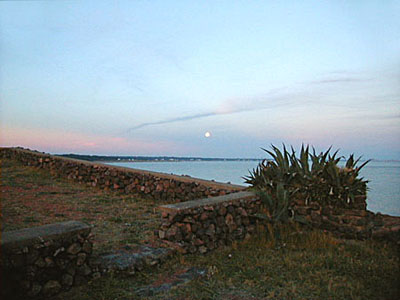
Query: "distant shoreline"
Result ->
[[57, 153, 400, 164], [57, 154, 263, 163]]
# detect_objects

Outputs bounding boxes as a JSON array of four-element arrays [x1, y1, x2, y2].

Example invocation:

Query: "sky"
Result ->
[[0, 1, 399, 159]]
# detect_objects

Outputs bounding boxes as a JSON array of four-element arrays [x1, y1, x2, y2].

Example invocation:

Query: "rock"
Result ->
[[67, 243, 81, 255], [34, 257, 46, 268], [191, 223, 199, 232], [185, 223, 192, 233], [205, 224, 216, 236], [238, 207, 248, 217], [26, 265, 37, 280], [55, 258, 68, 269], [74, 275, 87, 286], [390, 224, 400, 233], [76, 252, 87, 266], [135, 267, 207, 297], [183, 216, 195, 223], [200, 212, 209, 221], [44, 256, 55, 267], [66, 264, 76, 276], [77, 264, 92, 276], [61, 274, 74, 287], [198, 246, 208, 254], [166, 226, 179, 240], [28, 282, 42, 297], [10, 254, 24, 268], [82, 241, 92, 254], [216, 216, 225, 226], [158, 230, 166, 239], [21, 280, 31, 291], [26, 249, 39, 264], [218, 206, 227, 216], [234, 215, 242, 226], [225, 213, 233, 223], [206, 241, 215, 250], [194, 238, 204, 246], [372, 227, 389, 239], [42, 280, 61, 297], [92, 272, 101, 280]]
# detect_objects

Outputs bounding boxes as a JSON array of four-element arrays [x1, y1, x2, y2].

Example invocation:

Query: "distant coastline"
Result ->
[[57, 153, 399, 163], [57, 153, 262, 163]]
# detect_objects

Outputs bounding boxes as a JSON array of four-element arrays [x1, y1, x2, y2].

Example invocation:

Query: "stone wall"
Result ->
[[158, 191, 400, 253], [292, 202, 400, 242], [0, 221, 96, 299], [0, 147, 244, 202], [158, 191, 262, 254]]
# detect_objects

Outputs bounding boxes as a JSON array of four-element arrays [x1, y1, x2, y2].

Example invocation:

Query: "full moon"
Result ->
[[204, 131, 211, 138]]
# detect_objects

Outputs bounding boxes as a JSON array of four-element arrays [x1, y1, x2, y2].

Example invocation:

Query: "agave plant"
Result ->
[[245, 144, 370, 213], [253, 181, 296, 240]]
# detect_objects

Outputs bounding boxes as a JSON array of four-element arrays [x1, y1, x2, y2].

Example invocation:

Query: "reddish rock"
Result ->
[[390, 225, 400, 232], [237, 207, 248, 217], [218, 206, 227, 216], [200, 212, 209, 221], [194, 239, 204, 246], [166, 227, 179, 240], [156, 184, 163, 192]]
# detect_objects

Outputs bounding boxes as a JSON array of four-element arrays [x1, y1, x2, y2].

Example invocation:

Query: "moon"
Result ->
[[204, 131, 211, 138]]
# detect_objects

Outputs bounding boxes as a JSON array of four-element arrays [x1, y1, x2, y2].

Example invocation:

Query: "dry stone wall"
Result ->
[[0, 147, 244, 202], [158, 191, 262, 254], [0, 221, 97, 299], [292, 201, 400, 242], [158, 192, 400, 252]]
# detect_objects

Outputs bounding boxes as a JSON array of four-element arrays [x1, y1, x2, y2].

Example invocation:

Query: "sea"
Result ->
[[107, 160, 400, 217]]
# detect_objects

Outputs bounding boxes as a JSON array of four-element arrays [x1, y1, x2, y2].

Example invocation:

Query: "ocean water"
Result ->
[[107, 160, 400, 216]]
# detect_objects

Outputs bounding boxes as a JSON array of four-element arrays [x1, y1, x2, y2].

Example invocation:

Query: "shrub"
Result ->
[[244, 144, 370, 217]]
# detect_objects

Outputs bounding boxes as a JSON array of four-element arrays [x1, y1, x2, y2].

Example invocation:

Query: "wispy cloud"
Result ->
[[128, 112, 217, 131], [310, 77, 368, 84], [126, 72, 391, 132], [126, 91, 300, 132]]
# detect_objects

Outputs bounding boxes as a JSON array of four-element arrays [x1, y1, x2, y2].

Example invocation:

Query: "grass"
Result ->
[[1, 158, 399, 299], [57, 227, 399, 300], [0, 158, 169, 253]]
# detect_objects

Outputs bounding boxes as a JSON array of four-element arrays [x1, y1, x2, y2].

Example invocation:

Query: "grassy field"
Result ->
[[1, 159, 399, 299], [0, 158, 168, 253]]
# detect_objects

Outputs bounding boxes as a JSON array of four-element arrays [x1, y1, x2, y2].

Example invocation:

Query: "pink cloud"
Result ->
[[0, 127, 180, 155]]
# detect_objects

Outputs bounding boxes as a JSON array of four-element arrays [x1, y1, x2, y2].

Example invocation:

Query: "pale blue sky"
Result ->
[[1, 1, 399, 159]]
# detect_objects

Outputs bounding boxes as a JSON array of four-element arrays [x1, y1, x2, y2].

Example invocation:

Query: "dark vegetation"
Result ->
[[244, 144, 370, 240], [245, 145, 369, 208], [245, 145, 369, 214]]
